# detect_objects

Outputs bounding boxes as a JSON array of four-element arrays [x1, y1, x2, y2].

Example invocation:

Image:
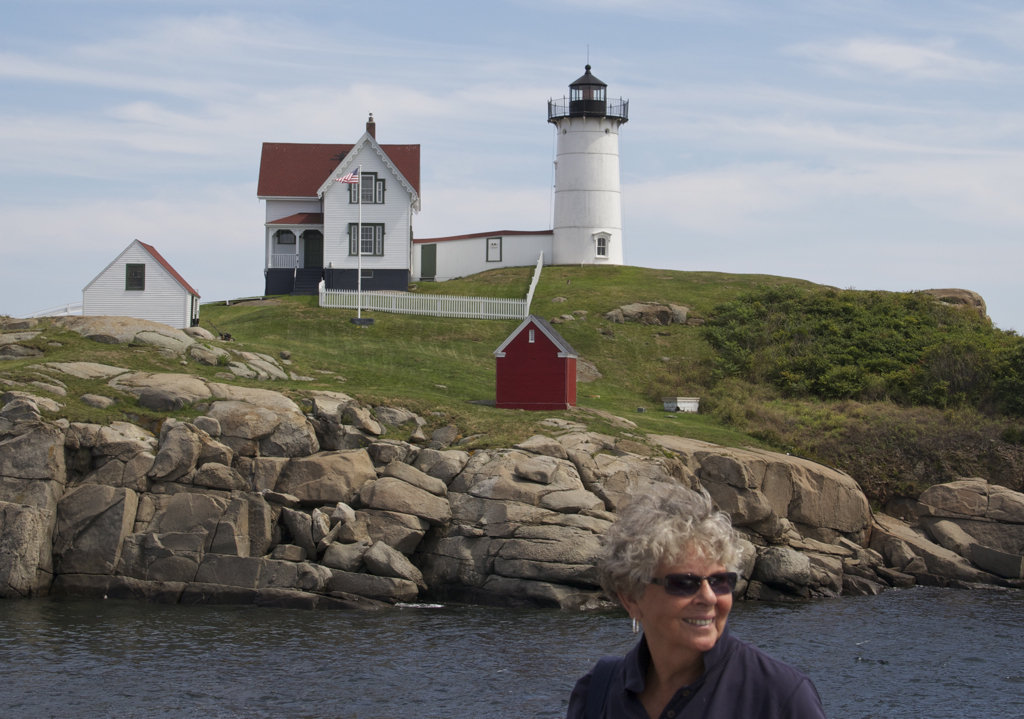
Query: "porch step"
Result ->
[[291, 269, 323, 296]]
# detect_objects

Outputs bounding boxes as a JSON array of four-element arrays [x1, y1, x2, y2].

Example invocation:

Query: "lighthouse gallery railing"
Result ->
[[547, 97, 628, 122]]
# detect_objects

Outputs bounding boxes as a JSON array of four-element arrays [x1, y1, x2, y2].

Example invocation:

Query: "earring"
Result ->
[[632, 618, 640, 635]]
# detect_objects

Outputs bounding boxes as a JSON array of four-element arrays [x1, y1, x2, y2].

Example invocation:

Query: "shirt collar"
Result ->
[[624, 622, 733, 693]]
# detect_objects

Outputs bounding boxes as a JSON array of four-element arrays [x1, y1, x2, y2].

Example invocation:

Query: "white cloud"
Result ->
[[789, 37, 1003, 80], [416, 186, 551, 239], [0, 185, 265, 316], [625, 155, 1024, 238]]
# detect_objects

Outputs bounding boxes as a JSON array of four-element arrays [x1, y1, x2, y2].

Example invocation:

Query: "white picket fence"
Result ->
[[319, 253, 544, 321], [524, 253, 543, 312], [17, 302, 83, 318], [320, 287, 527, 319]]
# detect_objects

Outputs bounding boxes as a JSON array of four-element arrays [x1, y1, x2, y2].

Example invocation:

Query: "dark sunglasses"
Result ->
[[650, 572, 738, 597]]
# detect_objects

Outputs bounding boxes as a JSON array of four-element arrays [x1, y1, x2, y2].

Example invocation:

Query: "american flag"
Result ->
[[336, 171, 359, 184]]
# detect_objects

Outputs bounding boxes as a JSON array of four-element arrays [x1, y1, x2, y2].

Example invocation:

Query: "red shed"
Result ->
[[494, 315, 578, 410]]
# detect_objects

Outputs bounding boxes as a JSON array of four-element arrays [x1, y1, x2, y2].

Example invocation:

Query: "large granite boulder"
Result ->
[[53, 486, 138, 576], [0, 420, 67, 512], [108, 372, 211, 409], [326, 570, 419, 603], [381, 461, 447, 496], [281, 508, 317, 557], [449, 450, 601, 515], [358, 477, 451, 526], [321, 540, 370, 572], [514, 435, 569, 460], [0, 501, 55, 597], [969, 544, 1024, 579], [117, 531, 206, 583], [417, 534, 497, 588], [362, 541, 427, 590], [567, 446, 687, 511], [650, 435, 870, 542], [205, 385, 319, 458], [259, 559, 332, 593], [149, 492, 230, 551], [55, 316, 196, 351], [148, 423, 202, 483], [494, 526, 601, 588], [359, 510, 430, 554], [206, 401, 280, 457], [751, 546, 811, 596], [276, 450, 375, 505], [871, 513, 1001, 584], [413, 449, 470, 482], [0, 420, 67, 483], [916, 479, 1024, 574]]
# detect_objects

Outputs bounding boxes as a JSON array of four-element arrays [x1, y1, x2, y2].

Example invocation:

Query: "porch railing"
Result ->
[[269, 254, 300, 269]]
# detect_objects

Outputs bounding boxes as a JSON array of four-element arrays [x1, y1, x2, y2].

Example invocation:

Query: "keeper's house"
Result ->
[[82, 240, 200, 329], [494, 315, 578, 410], [257, 115, 420, 295]]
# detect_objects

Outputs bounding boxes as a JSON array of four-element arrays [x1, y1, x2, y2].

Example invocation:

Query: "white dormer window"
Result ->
[[529, 329, 535, 343], [594, 232, 611, 258]]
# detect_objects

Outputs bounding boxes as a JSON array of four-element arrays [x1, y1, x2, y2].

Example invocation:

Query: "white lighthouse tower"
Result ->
[[548, 65, 629, 265]]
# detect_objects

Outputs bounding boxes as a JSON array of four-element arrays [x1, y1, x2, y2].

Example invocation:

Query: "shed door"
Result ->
[[421, 244, 437, 279]]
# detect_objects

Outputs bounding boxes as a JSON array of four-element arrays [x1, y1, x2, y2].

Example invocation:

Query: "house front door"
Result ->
[[303, 231, 324, 269]]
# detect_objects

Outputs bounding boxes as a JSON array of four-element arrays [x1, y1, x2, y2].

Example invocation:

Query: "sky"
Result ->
[[1, 0, 1022, 331]]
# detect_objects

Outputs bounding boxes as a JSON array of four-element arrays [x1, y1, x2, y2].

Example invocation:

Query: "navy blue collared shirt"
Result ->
[[566, 626, 827, 719]]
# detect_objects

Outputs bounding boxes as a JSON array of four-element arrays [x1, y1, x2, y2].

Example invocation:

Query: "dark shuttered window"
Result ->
[[126, 264, 145, 291]]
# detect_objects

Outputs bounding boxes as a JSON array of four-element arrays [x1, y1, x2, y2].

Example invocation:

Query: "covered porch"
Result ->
[[265, 213, 325, 270]]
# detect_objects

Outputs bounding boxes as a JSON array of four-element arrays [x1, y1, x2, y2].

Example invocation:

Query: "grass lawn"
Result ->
[[192, 264, 821, 449], [1, 265, 820, 449]]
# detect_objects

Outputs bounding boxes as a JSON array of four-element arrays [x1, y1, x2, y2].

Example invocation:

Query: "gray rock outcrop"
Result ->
[[6, 382, 1019, 612]]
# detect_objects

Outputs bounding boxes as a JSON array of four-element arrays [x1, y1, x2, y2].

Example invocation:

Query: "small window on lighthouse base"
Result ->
[[594, 232, 611, 259]]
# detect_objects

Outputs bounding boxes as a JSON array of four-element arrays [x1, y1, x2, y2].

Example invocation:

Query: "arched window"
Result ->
[[274, 229, 296, 245]]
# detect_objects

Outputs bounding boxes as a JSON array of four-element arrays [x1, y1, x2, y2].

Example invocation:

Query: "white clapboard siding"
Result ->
[[322, 143, 413, 271], [319, 289, 527, 319], [413, 233, 553, 282], [82, 241, 194, 329], [265, 199, 321, 222]]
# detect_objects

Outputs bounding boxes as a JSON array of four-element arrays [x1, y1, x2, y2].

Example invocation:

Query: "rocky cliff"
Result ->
[[4, 364, 1022, 609]]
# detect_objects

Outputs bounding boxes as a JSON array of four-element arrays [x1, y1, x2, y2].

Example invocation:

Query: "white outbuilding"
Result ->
[[82, 240, 201, 329]]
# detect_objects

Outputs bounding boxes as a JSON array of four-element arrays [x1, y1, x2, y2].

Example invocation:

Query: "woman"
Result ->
[[567, 483, 826, 719]]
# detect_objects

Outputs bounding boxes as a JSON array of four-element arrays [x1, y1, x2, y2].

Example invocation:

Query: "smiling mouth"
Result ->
[[683, 618, 715, 627]]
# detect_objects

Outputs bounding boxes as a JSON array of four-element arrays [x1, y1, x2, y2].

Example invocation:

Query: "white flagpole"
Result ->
[[357, 164, 363, 320]]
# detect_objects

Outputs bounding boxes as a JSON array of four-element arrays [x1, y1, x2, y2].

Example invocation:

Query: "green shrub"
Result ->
[[702, 286, 1023, 415]]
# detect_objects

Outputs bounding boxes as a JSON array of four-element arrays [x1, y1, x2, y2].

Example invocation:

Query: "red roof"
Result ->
[[138, 241, 200, 298], [257, 142, 420, 198], [267, 213, 324, 225], [414, 229, 553, 244]]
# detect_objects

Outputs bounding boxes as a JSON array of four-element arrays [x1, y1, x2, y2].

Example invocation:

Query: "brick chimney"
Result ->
[[366, 113, 375, 139]]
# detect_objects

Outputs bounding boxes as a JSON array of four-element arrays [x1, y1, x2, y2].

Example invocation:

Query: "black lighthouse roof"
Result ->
[[548, 64, 628, 123], [570, 64, 607, 87]]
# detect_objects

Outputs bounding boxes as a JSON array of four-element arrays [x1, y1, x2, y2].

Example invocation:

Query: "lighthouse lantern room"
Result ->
[[548, 65, 628, 266]]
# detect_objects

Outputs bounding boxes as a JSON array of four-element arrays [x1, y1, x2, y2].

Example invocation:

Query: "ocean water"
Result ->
[[0, 587, 1021, 719]]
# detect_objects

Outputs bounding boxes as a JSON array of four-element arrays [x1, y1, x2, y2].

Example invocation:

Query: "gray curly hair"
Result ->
[[598, 482, 741, 602]]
